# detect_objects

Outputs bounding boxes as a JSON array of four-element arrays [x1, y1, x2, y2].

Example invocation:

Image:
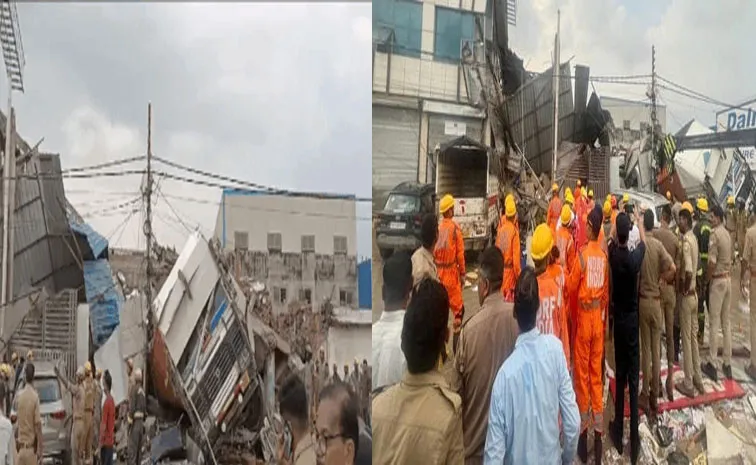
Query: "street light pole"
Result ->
[[0, 0, 25, 341]]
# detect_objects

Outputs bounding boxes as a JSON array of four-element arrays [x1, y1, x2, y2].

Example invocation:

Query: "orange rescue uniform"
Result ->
[[434, 217, 466, 327], [541, 265, 570, 363], [496, 216, 521, 300], [567, 239, 610, 434], [547, 195, 563, 236], [556, 226, 578, 357]]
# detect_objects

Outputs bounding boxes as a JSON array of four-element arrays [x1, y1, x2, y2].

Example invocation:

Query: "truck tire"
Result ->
[[379, 248, 393, 260]]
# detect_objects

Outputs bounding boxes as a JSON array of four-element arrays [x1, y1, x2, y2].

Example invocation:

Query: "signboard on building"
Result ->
[[716, 99, 756, 170], [444, 120, 467, 136]]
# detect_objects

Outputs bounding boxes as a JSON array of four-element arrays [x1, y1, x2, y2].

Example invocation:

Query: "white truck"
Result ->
[[435, 137, 499, 252]]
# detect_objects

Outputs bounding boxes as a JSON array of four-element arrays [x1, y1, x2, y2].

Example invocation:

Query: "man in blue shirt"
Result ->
[[484, 268, 580, 465]]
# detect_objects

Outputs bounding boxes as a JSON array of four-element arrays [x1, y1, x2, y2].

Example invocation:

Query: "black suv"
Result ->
[[375, 182, 435, 259]]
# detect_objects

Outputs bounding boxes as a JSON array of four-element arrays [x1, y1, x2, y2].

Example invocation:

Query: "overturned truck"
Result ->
[[149, 232, 262, 462]]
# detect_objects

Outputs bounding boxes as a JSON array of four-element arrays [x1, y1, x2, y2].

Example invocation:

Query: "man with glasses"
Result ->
[[448, 246, 518, 465], [315, 383, 360, 465], [372, 278, 463, 464]]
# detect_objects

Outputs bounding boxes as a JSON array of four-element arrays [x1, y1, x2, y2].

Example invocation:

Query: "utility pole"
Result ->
[[650, 45, 658, 175], [551, 9, 561, 183], [143, 103, 153, 391]]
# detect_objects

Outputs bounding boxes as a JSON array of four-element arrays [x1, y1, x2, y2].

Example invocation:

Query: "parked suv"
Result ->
[[11, 361, 72, 464], [375, 182, 435, 259]]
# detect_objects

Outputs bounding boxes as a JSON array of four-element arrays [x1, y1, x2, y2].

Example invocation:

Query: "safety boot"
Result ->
[[665, 374, 675, 401], [675, 381, 695, 398], [594, 431, 603, 464], [578, 430, 588, 463], [701, 362, 718, 382]]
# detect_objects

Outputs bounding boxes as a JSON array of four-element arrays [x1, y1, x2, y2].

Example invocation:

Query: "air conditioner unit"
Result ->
[[460, 40, 486, 65]]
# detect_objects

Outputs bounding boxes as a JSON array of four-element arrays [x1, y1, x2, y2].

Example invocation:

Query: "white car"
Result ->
[[614, 189, 670, 228]]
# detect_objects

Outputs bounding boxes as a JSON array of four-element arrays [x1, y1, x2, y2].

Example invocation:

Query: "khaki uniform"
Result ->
[[741, 224, 756, 368], [16, 384, 42, 465], [411, 247, 438, 287], [372, 371, 464, 465], [81, 378, 95, 464], [708, 224, 733, 368], [93, 381, 103, 459], [738, 210, 749, 256], [638, 235, 674, 410], [653, 227, 680, 367], [128, 385, 146, 465], [293, 433, 316, 465], [61, 378, 84, 465], [678, 230, 703, 388], [726, 208, 737, 261]]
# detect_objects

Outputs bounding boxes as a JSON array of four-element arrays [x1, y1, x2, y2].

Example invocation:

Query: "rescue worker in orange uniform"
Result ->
[[547, 183, 562, 235], [532, 224, 570, 363], [556, 204, 578, 359], [496, 194, 521, 302], [567, 206, 610, 464], [587, 189, 596, 213], [435, 194, 466, 353], [574, 187, 588, 251], [611, 195, 619, 228]]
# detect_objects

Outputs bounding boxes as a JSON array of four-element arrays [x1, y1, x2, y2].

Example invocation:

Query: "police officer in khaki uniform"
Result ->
[[16, 363, 43, 465], [57, 365, 85, 465], [93, 369, 103, 464], [128, 369, 146, 465], [675, 203, 705, 397], [81, 362, 96, 465], [638, 209, 676, 417], [726, 196, 737, 261], [740, 202, 756, 381], [701, 204, 734, 382], [653, 205, 680, 398], [372, 279, 463, 464]]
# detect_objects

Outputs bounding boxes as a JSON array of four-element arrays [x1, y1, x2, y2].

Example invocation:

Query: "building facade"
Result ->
[[372, 0, 493, 210], [214, 189, 358, 314], [601, 96, 667, 148]]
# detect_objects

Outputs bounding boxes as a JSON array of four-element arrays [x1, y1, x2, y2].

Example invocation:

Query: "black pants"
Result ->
[[101, 446, 114, 465], [613, 311, 640, 462], [697, 278, 710, 342]]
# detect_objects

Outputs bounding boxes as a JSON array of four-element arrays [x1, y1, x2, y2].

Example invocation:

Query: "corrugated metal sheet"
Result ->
[[357, 259, 371, 309], [70, 221, 108, 259], [504, 63, 576, 176], [10, 289, 77, 380], [83, 259, 121, 346], [373, 105, 420, 211], [0, 153, 83, 305]]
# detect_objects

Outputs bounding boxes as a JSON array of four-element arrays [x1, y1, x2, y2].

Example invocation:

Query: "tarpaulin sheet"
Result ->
[[609, 365, 746, 417], [70, 221, 109, 259], [84, 259, 122, 346]]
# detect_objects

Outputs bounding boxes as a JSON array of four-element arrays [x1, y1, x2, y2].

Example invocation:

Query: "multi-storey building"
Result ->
[[214, 188, 358, 314], [372, 0, 497, 209], [600, 96, 667, 148]]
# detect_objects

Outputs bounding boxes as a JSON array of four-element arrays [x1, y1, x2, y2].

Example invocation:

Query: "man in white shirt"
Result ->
[[0, 377, 15, 465], [626, 203, 641, 251], [372, 251, 413, 391]]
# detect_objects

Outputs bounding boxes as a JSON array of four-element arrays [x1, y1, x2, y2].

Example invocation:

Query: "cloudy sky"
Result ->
[[510, 0, 756, 132], [6, 3, 372, 258]]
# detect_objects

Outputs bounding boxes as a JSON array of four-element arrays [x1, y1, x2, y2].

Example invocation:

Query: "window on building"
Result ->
[[434, 7, 478, 63], [267, 232, 282, 252], [339, 290, 354, 306], [301, 235, 315, 253], [373, 0, 422, 58], [623, 120, 631, 130], [334, 236, 348, 255], [299, 288, 312, 305], [234, 231, 248, 251], [274, 287, 287, 304]]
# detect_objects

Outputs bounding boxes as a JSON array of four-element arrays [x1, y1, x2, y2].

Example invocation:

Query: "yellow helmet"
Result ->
[[603, 200, 612, 218], [727, 195, 735, 206], [439, 194, 455, 214], [697, 197, 709, 212], [560, 204, 573, 226], [622, 193, 630, 203], [552, 183, 559, 193], [84, 361, 92, 374], [588, 189, 594, 198], [666, 191, 672, 200], [505, 194, 517, 217], [606, 194, 611, 202], [565, 190, 574, 205], [531, 224, 554, 260], [681, 201, 694, 214]]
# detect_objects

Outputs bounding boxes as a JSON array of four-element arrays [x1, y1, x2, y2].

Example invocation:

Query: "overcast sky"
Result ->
[[6, 3, 372, 258], [510, 0, 756, 132]]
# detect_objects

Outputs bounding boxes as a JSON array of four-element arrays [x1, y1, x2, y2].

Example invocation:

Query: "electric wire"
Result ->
[[61, 155, 146, 174]]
